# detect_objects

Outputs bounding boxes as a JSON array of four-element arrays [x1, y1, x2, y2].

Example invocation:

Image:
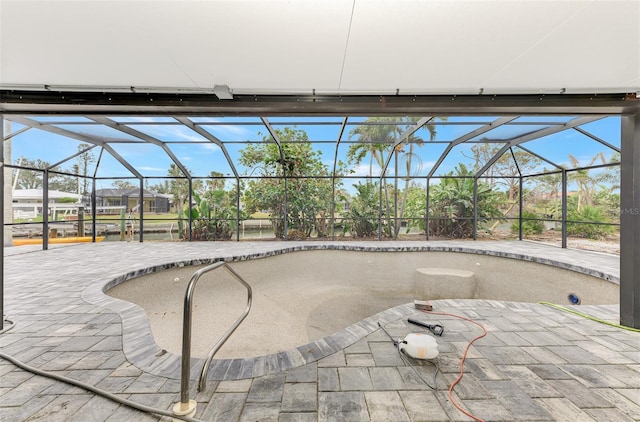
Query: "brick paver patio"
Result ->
[[1, 241, 638, 421]]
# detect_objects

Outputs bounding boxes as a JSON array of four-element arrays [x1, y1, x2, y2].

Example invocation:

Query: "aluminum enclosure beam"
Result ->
[[475, 115, 606, 178], [48, 144, 98, 171], [620, 113, 640, 329], [331, 118, 348, 239], [4, 115, 143, 179], [174, 117, 240, 178], [380, 117, 432, 176], [88, 116, 192, 180], [428, 116, 518, 178], [1, 92, 638, 115]]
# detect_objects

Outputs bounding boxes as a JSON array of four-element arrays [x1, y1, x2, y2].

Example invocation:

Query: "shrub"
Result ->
[[567, 205, 615, 239], [287, 229, 306, 240], [343, 182, 379, 238], [428, 165, 504, 239], [511, 211, 545, 235]]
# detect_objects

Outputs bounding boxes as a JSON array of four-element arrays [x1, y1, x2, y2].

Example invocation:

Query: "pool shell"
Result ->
[[96, 244, 620, 381]]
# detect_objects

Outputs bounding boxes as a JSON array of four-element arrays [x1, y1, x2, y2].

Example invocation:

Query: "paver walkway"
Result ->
[[1, 241, 638, 421]]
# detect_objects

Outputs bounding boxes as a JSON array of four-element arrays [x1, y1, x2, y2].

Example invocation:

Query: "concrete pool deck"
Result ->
[[1, 240, 639, 421]]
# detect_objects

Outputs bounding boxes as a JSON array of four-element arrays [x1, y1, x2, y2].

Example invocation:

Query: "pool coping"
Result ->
[[81, 242, 620, 381]]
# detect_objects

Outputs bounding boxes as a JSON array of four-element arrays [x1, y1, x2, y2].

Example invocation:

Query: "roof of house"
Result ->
[[13, 189, 80, 200], [94, 188, 162, 198]]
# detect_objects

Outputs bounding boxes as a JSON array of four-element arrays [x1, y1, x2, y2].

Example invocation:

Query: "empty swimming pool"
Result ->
[[105, 248, 619, 361]]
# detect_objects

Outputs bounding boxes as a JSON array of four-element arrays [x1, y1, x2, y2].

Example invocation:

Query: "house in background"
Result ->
[[12, 189, 81, 219], [89, 189, 173, 214]]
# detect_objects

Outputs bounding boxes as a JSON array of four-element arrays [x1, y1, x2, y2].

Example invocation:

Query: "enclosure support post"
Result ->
[[43, 170, 49, 251], [473, 178, 478, 240], [188, 178, 192, 241], [283, 176, 288, 240], [330, 175, 336, 241], [378, 181, 383, 241], [138, 179, 144, 242], [1, 116, 5, 328], [518, 176, 523, 241], [425, 178, 430, 241], [90, 148, 103, 243], [620, 113, 640, 329], [236, 178, 240, 242], [330, 126, 343, 241], [329, 171, 336, 241], [561, 169, 567, 248], [91, 178, 97, 242]]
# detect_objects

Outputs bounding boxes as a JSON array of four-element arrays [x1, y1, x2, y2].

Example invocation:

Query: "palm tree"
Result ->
[[393, 120, 435, 237], [347, 117, 441, 238], [347, 118, 399, 235], [347, 118, 397, 178], [569, 153, 606, 210]]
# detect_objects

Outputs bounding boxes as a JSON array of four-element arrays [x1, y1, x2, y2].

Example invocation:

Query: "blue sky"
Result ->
[[6, 115, 621, 191]]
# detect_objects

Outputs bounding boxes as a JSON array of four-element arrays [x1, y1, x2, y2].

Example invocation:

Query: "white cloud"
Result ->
[[201, 143, 221, 152], [137, 166, 165, 172], [151, 126, 205, 142], [203, 122, 255, 140], [350, 163, 382, 177]]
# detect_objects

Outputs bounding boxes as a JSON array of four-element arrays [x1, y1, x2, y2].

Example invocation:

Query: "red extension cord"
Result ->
[[420, 307, 488, 422]]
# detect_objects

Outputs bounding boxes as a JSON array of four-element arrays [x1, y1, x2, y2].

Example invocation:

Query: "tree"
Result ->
[[428, 164, 503, 238], [401, 182, 428, 234], [239, 127, 338, 238], [464, 143, 541, 212], [393, 117, 438, 237], [167, 163, 190, 213], [187, 185, 244, 241], [347, 119, 397, 178], [342, 182, 379, 238], [598, 152, 621, 191], [75, 143, 96, 195], [13, 157, 49, 189], [347, 118, 400, 236], [346, 117, 440, 238], [169, 167, 240, 241], [201, 171, 243, 239], [11, 157, 76, 193], [530, 169, 563, 219], [148, 179, 171, 195], [568, 152, 612, 211], [112, 180, 137, 190]]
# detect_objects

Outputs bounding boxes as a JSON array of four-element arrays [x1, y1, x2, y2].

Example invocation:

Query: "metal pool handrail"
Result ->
[[178, 261, 253, 407]]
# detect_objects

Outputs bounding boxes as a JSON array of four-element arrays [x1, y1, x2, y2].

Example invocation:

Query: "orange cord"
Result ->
[[420, 307, 487, 422]]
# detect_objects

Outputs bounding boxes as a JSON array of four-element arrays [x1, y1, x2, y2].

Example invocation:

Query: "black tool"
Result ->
[[408, 318, 445, 336]]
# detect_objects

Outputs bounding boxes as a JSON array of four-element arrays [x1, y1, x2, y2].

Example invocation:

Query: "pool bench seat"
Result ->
[[413, 267, 476, 300]]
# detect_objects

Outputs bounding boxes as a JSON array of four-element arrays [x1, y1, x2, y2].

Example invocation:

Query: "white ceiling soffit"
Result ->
[[1, 0, 638, 96]]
